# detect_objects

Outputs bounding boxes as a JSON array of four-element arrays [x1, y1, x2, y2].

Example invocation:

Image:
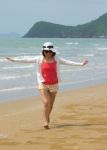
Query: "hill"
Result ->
[[23, 12, 107, 38]]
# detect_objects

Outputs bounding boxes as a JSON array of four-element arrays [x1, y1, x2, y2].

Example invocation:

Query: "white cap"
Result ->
[[42, 42, 56, 52]]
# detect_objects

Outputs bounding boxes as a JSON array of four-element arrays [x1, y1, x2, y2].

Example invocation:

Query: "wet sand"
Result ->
[[0, 83, 107, 150]]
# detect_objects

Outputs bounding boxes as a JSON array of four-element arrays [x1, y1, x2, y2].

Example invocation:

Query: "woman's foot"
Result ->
[[43, 124, 49, 129], [43, 122, 49, 129]]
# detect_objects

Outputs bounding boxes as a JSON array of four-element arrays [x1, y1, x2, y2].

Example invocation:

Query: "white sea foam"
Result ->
[[97, 47, 107, 51], [78, 53, 95, 57], [65, 42, 79, 45], [60, 67, 89, 73], [0, 74, 31, 80], [0, 57, 7, 62], [2, 64, 34, 70], [0, 85, 36, 93]]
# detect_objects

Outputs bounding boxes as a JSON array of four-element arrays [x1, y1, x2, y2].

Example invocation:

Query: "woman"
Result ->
[[6, 42, 88, 129]]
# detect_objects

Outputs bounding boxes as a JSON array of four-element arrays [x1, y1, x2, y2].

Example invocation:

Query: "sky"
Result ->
[[0, 0, 107, 36]]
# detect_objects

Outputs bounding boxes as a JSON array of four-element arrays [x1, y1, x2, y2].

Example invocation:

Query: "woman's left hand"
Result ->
[[82, 60, 88, 66]]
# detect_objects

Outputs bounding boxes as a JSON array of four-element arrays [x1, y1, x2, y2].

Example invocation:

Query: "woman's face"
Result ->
[[43, 50, 53, 58]]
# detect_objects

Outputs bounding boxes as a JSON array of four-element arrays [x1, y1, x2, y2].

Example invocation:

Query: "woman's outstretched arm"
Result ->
[[59, 57, 88, 66], [6, 56, 38, 63]]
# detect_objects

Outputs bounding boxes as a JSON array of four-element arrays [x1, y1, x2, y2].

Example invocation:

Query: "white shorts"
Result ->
[[38, 83, 58, 93]]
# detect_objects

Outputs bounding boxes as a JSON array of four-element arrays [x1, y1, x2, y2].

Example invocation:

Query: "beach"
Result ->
[[1, 38, 107, 102], [0, 83, 107, 150]]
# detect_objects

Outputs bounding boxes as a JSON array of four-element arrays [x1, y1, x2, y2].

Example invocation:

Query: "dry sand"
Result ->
[[0, 83, 107, 150]]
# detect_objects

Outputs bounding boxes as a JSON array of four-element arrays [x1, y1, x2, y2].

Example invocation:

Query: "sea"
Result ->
[[0, 37, 107, 103]]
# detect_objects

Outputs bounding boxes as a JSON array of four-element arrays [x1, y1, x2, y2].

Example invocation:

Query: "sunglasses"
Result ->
[[43, 45, 53, 49], [44, 50, 53, 53]]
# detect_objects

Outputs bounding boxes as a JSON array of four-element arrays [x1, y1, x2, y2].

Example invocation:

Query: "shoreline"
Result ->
[[1, 78, 106, 103], [0, 83, 107, 150]]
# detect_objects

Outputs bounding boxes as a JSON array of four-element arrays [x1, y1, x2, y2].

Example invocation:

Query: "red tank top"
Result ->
[[41, 61, 58, 85]]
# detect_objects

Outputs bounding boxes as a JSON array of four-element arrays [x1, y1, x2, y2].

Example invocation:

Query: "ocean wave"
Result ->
[[0, 74, 32, 80], [60, 67, 89, 73], [0, 55, 36, 62], [65, 42, 79, 45], [0, 86, 36, 93], [77, 53, 95, 57], [0, 57, 7, 62], [97, 47, 107, 51], [2, 64, 34, 70]]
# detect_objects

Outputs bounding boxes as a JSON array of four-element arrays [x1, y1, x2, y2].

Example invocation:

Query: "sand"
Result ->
[[0, 83, 107, 150]]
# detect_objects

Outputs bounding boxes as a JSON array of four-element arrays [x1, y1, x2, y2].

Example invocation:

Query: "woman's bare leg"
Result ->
[[39, 90, 57, 129], [39, 89, 51, 128], [48, 92, 57, 120]]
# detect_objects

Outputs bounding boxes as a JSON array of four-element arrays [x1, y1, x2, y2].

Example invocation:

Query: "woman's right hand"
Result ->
[[6, 57, 15, 62], [82, 60, 88, 66]]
